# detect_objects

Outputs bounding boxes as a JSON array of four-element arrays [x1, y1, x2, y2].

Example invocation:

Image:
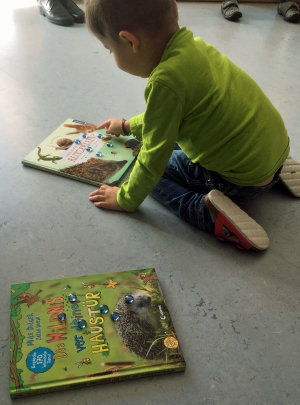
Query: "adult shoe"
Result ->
[[221, 0, 242, 21], [60, 0, 85, 23], [39, 0, 74, 26], [278, 1, 300, 22]]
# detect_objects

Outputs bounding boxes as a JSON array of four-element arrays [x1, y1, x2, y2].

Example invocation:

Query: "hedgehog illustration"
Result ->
[[113, 293, 165, 360]]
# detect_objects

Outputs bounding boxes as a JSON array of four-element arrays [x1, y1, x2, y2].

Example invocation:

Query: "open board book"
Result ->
[[22, 119, 141, 186], [9, 268, 185, 398]]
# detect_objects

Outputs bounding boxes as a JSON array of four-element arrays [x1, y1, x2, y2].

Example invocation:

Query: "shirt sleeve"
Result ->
[[117, 80, 183, 212], [129, 113, 144, 142]]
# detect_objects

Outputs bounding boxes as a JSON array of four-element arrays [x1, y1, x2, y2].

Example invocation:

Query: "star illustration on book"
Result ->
[[106, 280, 118, 289]]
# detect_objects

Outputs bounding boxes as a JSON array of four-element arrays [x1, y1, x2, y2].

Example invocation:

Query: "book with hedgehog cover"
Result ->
[[9, 268, 185, 398], [22, 118, 141, 186]]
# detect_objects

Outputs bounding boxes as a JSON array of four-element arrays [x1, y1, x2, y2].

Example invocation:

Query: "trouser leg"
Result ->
[[151, 150, 215, 233]]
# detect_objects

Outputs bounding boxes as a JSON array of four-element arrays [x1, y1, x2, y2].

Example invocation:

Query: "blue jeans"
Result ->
[[151, 150, 281, 234]]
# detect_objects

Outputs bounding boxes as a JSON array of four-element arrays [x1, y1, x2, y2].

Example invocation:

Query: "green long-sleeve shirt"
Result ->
[[117, 27, 289, 212]]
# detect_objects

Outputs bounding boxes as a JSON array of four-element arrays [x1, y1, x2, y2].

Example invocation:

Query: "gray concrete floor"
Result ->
[[1, 1, 300, 404]]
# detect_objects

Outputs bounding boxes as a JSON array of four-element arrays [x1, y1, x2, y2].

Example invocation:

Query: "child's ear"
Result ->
[[119, 31, 139, 53]]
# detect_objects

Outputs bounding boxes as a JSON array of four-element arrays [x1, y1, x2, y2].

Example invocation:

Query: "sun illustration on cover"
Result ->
[[164, 335, 179, 350]]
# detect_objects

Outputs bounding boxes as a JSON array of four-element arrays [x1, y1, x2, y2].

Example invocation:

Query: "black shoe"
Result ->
[[60, 0, 85, 23], [39, 0, 74, 26], [278, 1, 300, 23], [221, 0, 242, 21]]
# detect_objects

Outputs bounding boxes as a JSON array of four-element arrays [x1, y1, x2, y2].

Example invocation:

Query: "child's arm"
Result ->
[[116, 83, 183, 212], [91, 83, 182, 212], [89, 116, 144, 211]]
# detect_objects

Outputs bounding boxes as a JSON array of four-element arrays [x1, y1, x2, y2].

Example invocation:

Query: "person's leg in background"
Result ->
[[277, 0, 300, 22], [221, 0, 242, 21]]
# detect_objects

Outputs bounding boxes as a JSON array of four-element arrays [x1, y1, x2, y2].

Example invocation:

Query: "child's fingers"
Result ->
[[96, 120, 110, 130], [93, 201, 108, 208], [89, 185, 108, 198], [89, 193, 101, 201], [89, 193, 111, 209], [89, 185, 122, 211], [91, 198, 120, 210], [89, 194, 105, 203], [89, 190, 99, 197], [89, 189, 103, 198]]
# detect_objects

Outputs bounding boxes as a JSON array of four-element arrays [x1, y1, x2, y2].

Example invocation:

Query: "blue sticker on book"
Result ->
[[110, 312, 120, 322], [77, 319, 87, 329], [58, 312, 66, 322], [26, 348, 55, 373], [100, 304, 109, 314], [72, 120, 85, 124], [68, 293, 77, 302], [125, 295, 134, 304]]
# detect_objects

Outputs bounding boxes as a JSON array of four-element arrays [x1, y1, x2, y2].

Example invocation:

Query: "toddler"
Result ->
[[86, 0, 299, 251]]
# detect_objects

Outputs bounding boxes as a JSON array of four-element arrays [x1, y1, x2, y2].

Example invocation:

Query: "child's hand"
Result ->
[[89, 185, 124, 211], [96, 118, 123, 136]]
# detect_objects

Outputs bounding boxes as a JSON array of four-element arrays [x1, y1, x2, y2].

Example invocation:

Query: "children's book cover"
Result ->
[[9, 268, 185, 398], [22, 119, 141, 186]]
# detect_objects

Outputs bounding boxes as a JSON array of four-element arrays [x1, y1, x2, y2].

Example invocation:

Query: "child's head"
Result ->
[[85, 0, 178, 41], [85, 0, 179, 77]]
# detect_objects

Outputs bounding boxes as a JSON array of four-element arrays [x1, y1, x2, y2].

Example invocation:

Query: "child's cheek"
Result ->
[[114, 56, 122, 69], [114, 58, 128, 74]]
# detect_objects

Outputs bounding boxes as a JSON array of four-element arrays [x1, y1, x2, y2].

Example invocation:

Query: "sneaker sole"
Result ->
[[279, 156, 300, 197], [208, 190, 270, 251]]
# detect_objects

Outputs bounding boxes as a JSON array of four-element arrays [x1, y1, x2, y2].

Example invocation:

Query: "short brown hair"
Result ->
[[85, 0, 178, 41]]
